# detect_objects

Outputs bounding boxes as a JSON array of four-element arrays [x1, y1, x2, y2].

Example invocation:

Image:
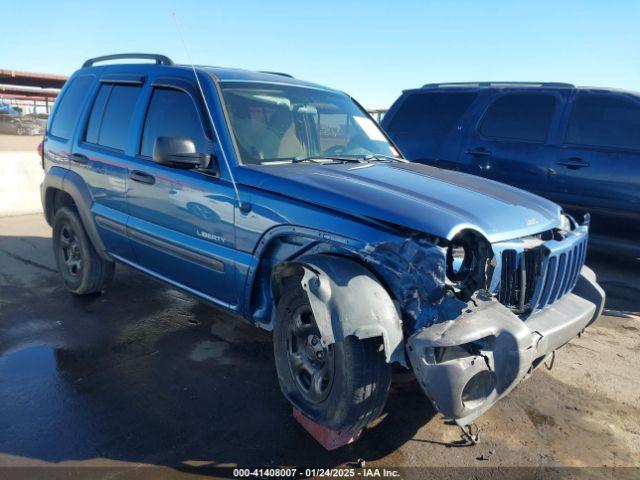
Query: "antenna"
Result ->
[[172, 13, 245, 211]]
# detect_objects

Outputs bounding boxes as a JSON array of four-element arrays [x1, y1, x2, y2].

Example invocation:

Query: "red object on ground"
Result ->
[[293, 408, 362, 451]]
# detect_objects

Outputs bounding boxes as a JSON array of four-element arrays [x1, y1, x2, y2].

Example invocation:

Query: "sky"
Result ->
[[3, 0, 639, 108]]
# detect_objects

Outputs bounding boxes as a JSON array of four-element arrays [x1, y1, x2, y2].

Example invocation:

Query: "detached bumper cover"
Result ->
[[407, 266, 605, 426]]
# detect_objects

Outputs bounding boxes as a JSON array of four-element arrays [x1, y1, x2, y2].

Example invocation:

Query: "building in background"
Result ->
[[0, 69, 67, 116]]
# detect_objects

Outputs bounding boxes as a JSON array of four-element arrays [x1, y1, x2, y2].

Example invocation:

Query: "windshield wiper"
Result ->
[[361, 154, 407, 163], [290, 155, 365, 164], [290, 155, 407, 164], [261, 155, 404, 165], [260, 156, 363, 165]]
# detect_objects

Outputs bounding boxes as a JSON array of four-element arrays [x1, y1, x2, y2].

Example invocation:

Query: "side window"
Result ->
[[385, 92, 477, 146], [140, 88, 208, 157], [50, 75, 94, 139], [84, 84, 141, 151], [479, 94, 556, 143], [85, 85, 111, 144], [566, 93, 640, 150]]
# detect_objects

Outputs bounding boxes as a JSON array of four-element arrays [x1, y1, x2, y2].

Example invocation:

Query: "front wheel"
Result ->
[[274, 280, 391, 432]]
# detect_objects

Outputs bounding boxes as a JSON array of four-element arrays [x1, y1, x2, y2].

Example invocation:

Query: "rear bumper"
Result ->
[[407, 266, 605, 426]]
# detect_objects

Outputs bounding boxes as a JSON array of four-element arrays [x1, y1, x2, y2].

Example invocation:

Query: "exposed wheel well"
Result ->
[[270, 253, 407, 365], [44, 188, 76, 226], [246, 231, 361, 329]]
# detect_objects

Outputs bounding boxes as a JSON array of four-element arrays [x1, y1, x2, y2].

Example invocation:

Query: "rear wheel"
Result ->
[[274, 279, 391, 432], [52, 206, 114, 295]]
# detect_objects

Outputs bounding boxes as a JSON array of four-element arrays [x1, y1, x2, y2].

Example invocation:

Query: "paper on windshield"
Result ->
[[353, 116, 387, 142]]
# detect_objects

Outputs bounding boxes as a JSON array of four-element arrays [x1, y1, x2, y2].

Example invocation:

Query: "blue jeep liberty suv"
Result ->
[[41, 54, 605, 434]]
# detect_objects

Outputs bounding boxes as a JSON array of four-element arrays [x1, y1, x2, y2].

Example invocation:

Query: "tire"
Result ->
[[274, 279, 392, 432], [52, 206, 115, 295]]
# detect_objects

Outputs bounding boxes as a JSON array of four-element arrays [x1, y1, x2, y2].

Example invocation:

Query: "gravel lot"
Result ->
[[0, 214, 638, 479], [0, 134, 41, 152]]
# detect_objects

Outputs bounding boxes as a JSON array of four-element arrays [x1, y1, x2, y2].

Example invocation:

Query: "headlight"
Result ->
[[560, 214, 572, 232], [446, 239, 476, 283], [446, 231, 492, 300]]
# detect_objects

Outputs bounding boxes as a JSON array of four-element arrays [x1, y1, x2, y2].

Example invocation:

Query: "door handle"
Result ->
[[465, 148, 492, 157], [69, 153, 88, 164], [129, 170, 155, 185], [557, 157, 590, 169]]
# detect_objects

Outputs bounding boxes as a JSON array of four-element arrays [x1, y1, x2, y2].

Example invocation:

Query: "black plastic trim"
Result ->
[[83, 53, 173, 68], [128, 228, 225, 273], [95, 216, 127, 235], [41, 168, 111, 261]]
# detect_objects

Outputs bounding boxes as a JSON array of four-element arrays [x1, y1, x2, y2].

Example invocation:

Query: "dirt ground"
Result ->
[[0, 134, 41, 152], [0, 214, 638, 479]]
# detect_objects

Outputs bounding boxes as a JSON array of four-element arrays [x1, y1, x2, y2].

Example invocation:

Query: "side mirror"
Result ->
[[153, 136, 209, 169]]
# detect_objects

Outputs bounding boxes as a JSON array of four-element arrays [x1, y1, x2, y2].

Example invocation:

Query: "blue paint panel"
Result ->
[[127, 213, 237, 305], [236, 161, 561, 244], [91, 203, 133, 260]]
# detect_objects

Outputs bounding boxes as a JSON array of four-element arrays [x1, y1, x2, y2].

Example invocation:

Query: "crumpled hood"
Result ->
[[240, 161, 562, 243]]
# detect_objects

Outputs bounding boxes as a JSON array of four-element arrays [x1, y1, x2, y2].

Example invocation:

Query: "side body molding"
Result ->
[[41, 167, 111, 261], [274, 254, 406, 365]]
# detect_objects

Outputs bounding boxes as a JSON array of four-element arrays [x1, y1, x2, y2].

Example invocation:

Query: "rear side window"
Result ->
[[140, 88, 208, 157], [566, 93, 640, 150], [385, 92, 477, 144], [480, 94, 555, 143], [85, 84, 141, 151], [50, 76, 94, 139], [85, 86, 110, 144]]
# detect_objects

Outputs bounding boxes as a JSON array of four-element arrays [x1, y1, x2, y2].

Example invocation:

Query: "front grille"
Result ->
[[498, 235, 587, 316]]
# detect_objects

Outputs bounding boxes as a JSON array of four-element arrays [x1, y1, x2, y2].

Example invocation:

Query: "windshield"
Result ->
[[219, 82, 398, 165]]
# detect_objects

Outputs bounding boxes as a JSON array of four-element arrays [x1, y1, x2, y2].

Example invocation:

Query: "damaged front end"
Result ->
[[270, 214, 605, 428], [406, 282, 602, 426], [383, 216, 605, 426]]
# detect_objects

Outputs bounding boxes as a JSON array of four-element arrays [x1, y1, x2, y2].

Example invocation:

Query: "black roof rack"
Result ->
[[422, 81, 575, 89], [82, 53, 174, 68], [259, 71, 294, 78]]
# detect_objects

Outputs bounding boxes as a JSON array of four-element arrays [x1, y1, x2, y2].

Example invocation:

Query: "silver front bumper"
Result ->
[[407, 266, 605, 426]]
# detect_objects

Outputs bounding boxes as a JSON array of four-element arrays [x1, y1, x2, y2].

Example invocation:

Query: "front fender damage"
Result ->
[[271, 235, 460, 367], [362, 235, 469, 332], [271, 228, 605, 428], [274, 254, 406, 365]]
